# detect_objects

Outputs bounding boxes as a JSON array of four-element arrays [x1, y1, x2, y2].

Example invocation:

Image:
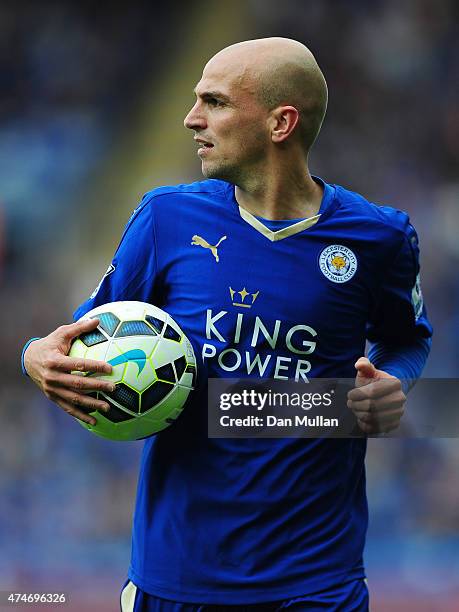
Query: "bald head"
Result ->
[[207, 38, 328, 151]]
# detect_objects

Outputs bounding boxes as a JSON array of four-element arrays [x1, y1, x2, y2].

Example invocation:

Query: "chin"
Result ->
[[201, 161, 236, 183]]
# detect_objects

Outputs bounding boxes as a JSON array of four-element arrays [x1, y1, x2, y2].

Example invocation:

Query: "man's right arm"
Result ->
[[23, 191, 159, 426]]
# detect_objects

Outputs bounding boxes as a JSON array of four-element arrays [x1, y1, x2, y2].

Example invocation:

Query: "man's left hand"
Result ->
[[347, 357, 406, 434]]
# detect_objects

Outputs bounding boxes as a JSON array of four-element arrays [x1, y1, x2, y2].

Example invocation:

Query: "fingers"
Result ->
[[57, 399, 98, 426], [49, 373, 115, 394], [353, 404, 404, 425], [40, 353, 114, 426], [347, 389, 405, 416], [348, 384, 406, 434], [348, 378, 401, 402], [356, 417, 401, 435], [52, 356, 112, 375], [52, 387, 111, 415], [349, 388, 404, 411]]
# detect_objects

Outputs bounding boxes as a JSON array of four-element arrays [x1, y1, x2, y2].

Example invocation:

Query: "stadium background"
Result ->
[[1, 1, 458, 610]]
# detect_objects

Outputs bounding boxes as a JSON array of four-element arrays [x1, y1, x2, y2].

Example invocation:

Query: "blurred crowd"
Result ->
[[1, 0, 458, 605]]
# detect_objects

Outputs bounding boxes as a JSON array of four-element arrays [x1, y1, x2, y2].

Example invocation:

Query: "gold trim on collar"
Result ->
[[238, 206, 321, 242]]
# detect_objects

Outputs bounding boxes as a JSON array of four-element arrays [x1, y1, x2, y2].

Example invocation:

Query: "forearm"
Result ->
[[368, 336, 431, 392]]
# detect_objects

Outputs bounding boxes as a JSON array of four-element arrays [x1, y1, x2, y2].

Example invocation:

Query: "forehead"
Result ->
[[195, 52, 256, 99]]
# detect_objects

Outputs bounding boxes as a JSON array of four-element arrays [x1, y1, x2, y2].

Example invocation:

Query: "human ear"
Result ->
[[269, 106, 299, 143]]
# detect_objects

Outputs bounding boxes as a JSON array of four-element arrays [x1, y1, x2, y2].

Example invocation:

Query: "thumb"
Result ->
[[55, 317, 100, 353], [355, 357, 377, 387], [60, 317, 100, 340]]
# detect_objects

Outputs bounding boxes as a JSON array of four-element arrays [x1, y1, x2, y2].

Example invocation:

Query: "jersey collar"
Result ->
[[230, 176, 336, 242]]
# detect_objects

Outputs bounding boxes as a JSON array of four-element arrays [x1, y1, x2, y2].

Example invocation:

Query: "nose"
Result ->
[[184, 101, 207, 130]]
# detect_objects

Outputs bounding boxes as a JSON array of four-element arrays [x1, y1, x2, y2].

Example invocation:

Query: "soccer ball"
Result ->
[[69, 301, 196, 441]]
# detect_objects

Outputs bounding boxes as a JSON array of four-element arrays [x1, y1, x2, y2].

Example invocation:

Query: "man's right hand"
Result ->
[[24, 318, 114, 426]]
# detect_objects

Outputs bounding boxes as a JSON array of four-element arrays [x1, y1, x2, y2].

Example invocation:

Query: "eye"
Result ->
[[207, 97, 223, 107]]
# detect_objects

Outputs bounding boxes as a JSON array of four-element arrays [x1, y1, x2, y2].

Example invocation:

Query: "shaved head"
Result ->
[[207, 38, 328, 151], [184, 37, 328, 188]]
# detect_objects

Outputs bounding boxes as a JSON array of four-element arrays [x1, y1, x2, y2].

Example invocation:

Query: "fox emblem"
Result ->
[[191, 234, 227, 263]]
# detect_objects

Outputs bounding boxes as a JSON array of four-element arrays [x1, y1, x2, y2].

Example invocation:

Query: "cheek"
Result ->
[[223, 120, 266, 152], [238, 125, 268, 155]]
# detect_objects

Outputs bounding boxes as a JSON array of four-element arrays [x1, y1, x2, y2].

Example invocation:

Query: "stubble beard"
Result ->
[[200, 133, 267, 189], [201, 159, 239, 183], [201, 154, 257, 189]]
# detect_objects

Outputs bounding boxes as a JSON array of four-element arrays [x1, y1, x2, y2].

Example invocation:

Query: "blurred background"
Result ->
[[1, 0, 458, 610]]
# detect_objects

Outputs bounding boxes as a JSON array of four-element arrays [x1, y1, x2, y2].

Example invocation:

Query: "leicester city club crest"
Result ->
[[319, 245, 357, 283]]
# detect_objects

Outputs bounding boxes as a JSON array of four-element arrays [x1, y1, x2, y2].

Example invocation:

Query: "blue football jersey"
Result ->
[[74, 177, 432, 604]]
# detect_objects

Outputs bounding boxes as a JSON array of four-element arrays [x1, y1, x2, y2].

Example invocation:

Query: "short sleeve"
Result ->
[[73, 194, 159, 321], [366, 223, 433, 343]]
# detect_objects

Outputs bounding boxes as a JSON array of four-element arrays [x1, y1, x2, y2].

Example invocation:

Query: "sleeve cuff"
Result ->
[[21, 337, 41, 376]]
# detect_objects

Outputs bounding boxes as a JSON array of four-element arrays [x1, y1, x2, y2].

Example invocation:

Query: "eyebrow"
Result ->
[[193, 87, 231, 103]]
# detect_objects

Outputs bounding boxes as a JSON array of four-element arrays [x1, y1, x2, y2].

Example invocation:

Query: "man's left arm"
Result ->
[[347, 337, 431, 434], [348, 220, 433, 434]]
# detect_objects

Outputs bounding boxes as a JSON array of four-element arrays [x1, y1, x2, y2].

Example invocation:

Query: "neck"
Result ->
[[234, 158, 323, 221]]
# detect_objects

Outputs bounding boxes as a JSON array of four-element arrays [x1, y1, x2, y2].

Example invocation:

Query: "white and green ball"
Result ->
[[69, 301, 196, 441]]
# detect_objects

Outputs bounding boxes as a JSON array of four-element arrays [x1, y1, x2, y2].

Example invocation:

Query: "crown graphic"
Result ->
[[229, 287, 260, 308]]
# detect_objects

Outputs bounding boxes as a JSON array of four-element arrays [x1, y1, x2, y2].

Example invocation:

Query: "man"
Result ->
[[23, 38, 432, 610]]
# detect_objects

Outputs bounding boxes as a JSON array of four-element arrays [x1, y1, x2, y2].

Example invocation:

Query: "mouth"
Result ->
[[194, 138, 214, 156]]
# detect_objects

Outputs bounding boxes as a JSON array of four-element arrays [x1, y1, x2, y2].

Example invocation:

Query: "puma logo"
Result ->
[[191, 234, 227, 262]]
